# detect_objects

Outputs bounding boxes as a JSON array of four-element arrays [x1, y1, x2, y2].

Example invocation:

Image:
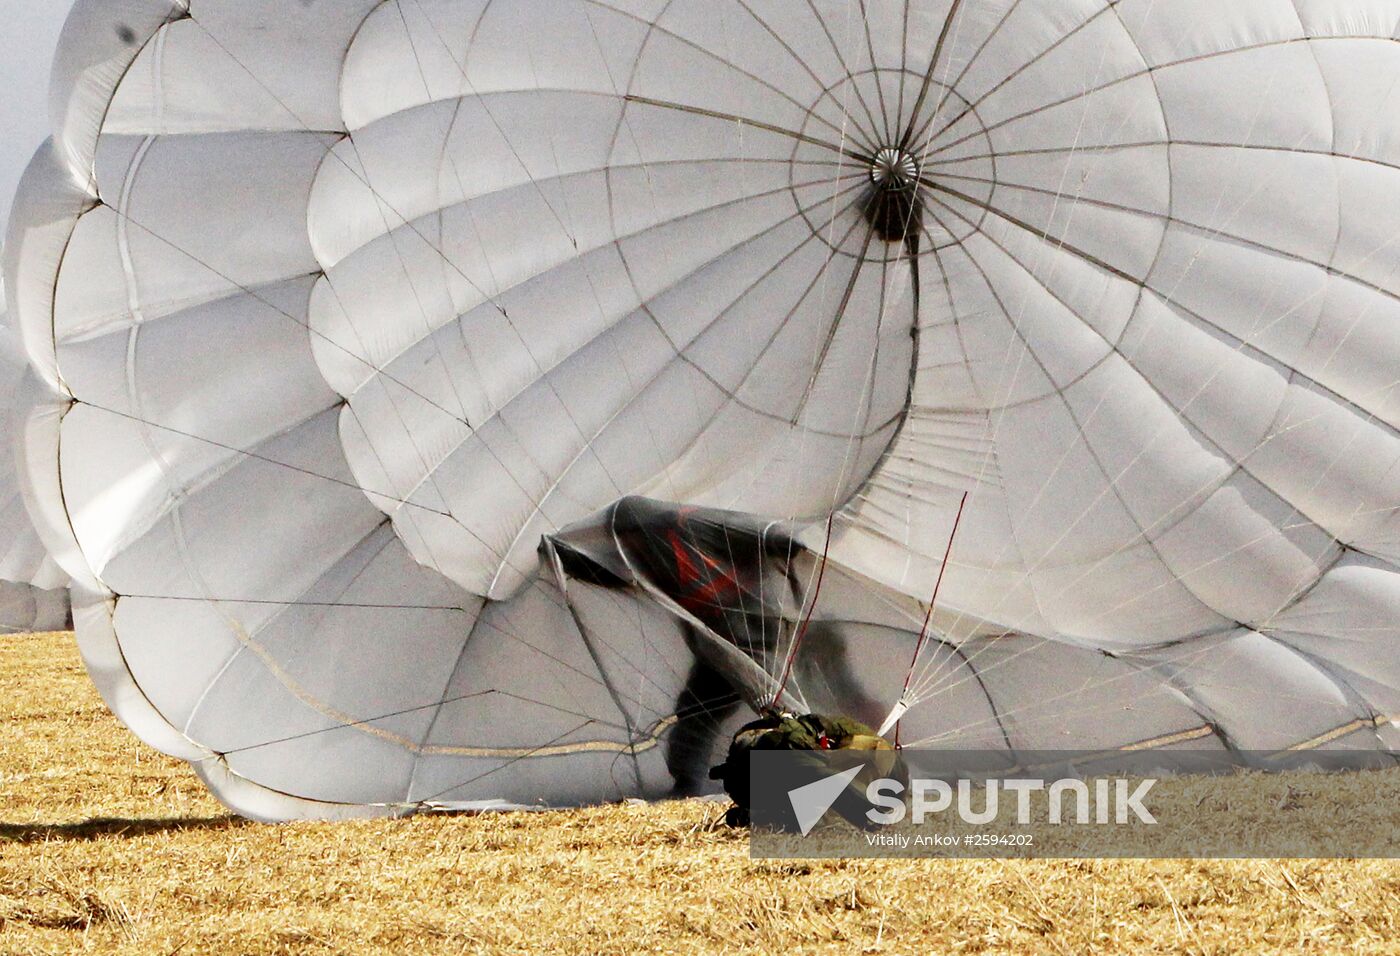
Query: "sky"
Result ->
[[0, 1, 74, 238]]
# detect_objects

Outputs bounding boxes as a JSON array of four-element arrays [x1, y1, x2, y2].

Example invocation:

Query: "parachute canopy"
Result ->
[[0, 282, 69, 632], [5, 0, 1398, 819]]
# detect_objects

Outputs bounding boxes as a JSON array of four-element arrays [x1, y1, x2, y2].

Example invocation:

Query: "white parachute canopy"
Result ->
[[6, 0, 1398, 820], [0, 279, 69, 632]]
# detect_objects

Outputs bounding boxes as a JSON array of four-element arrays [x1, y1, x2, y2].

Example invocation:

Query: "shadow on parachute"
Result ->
[[541, 496, 1399, 802], [544, 496, 896, 796]]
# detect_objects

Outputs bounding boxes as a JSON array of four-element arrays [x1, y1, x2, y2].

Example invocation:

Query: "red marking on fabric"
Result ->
[[668, 529, 701, 586]]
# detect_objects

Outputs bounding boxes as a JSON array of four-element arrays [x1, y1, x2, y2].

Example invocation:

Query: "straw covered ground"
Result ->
[[2, 630, 1398, 954]]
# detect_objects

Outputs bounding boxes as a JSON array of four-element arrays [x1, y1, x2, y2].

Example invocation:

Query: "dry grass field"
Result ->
[[3, 630, 1398, 955]]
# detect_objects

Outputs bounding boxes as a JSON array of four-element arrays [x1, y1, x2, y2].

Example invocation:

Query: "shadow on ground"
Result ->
[[0, 815, 244, 843]]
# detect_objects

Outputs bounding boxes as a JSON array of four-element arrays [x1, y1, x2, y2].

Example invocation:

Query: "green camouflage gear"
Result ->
[[709, 713, 897, 827]]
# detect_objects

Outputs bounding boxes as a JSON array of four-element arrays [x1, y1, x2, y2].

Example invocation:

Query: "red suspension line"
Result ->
[[895, 490, 969, 747], [771, 512, 835, 710]]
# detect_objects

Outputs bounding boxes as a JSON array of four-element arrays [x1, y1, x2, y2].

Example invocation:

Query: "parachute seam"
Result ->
[[429, 181, 875, 596], [905, 22, 1153, 695], [909, 205, 1054, 632], [854, 0, 893, 144], [65, 6, 187, 194], [925, 186, 1398, 565], [795, 0, 888, 151], [732, 0, 876, 151], [909, 0, 1112, 153], [181, 521, 402, 742], [910, 0, 1029, 154], [1259, 628, 1392, 752], [928, 35, 1366, 161], [584, 0, 879, 153], [899, 0, 1124, 695], [923, 222, 1327, 633], [344, 165, 856, 426]]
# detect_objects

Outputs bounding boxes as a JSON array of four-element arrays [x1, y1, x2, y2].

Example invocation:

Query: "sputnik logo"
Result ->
[[786, 766, 863, 836]]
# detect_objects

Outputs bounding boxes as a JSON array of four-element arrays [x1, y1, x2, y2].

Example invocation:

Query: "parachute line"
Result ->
[[891, 489, 967, 746], [771, 512, 835, 708]]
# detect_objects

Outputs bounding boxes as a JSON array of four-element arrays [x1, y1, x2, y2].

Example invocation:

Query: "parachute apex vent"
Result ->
[[867, 147, 923, 245], [870, 147, 919, 191]]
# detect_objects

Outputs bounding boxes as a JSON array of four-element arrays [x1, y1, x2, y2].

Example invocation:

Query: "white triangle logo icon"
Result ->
[[787, 765, 864, 836]]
